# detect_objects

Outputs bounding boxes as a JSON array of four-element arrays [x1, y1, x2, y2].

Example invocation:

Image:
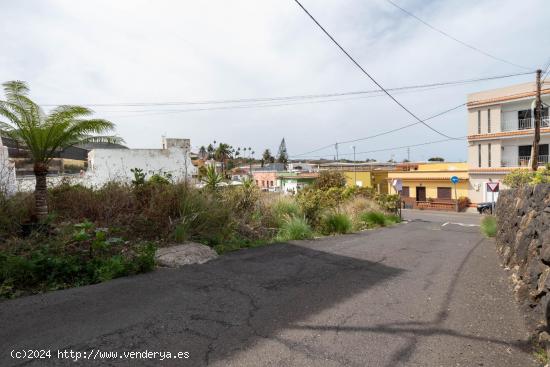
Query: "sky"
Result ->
[[1, 0, 549, 162]]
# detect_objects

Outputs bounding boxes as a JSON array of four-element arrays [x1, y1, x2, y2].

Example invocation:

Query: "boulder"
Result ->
[[155, 242, 218, 267]]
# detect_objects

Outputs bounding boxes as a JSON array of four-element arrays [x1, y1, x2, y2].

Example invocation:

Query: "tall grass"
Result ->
[[271, 197, 301, 225], [276, 216, 313, 241], [360, 211, 387, 227], [481, 216, 497, 237], [321, 212, 353, 235]]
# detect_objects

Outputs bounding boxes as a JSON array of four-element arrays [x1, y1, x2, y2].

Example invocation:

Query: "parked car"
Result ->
[[477, 202, 494, 214]]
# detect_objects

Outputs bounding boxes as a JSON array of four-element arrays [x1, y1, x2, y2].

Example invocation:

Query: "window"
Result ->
[[478, 144, 482, 167], [401, 186, 410, 197], [437, 187, 452, 199], [255, 180, 259, 185], [518, 145, 531, 158], [488, 143, 491, 167], [270, 181, 274, 187], [477, 110, 481, 134], [518, 109, 532, 130], [487, 109, 491, 133], [261, 180, 265, 187]]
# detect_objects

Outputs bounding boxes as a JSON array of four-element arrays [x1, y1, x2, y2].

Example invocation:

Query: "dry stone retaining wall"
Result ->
[[496, 184, 550, 343]]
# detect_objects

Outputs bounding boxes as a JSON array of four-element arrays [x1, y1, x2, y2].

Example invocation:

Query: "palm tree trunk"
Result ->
[[34, 163, 49, 221]]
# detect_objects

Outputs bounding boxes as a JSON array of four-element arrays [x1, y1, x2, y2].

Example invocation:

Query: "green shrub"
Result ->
[[271, 197, 301, 225], [481, 216, 497, 237], [375, 194, 400, 213], [321, 212, 353, 235], [276, 216, 313, 242], [360, 211, 387, 227], [313, 170, 346, 190], [503, 164, 550, 188]]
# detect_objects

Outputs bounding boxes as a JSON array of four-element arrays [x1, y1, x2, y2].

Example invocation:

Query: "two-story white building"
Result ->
[[467, 80, 550, 203]]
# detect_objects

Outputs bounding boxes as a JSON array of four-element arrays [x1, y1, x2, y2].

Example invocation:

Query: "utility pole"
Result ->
[[531, 69, 542, 171], [407, 147, 410, 162], [352, 145, 357, 186], [334, 143, 339, 162]]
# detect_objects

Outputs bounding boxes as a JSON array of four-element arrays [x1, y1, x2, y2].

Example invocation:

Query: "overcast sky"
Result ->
[[1, 0, 548, 162]]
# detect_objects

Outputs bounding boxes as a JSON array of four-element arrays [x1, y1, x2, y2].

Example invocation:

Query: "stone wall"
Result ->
[[496, 184, 550, 341]]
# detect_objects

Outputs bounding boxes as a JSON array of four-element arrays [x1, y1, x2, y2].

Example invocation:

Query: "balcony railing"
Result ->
[[501, 155, 549, 167], [501, 116, 550, 132]]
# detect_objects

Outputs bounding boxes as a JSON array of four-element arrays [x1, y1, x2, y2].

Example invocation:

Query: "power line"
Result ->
[[293, 0, 459, 140], [292, 86, 543, 158], [291, 102, 466, 157], [39, 71, 532, 108], [385, 0, 532, 71], [297, 137, 467, 159]]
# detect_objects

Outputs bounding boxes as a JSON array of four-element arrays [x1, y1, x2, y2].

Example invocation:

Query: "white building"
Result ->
[[0, 138, 16, 196], [87, 137, 196, 187], [467, 80, 550, 203]]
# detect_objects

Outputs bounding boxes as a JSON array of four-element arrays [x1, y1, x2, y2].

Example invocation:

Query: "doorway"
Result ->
[[416, 187, 426, 202]]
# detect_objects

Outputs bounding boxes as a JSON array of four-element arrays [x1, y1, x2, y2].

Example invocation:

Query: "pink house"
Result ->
[[252, 170, 278, 189]]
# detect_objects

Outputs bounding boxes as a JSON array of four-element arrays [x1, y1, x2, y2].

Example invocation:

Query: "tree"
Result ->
[[277, 138, 288, 165], [262, 149, 274, 167], [198, 146, 208, 160], [428, 157, 445, 162], [206, 144, 214, 159], [214, 143, 232, 176], [0, 81, 121, 220]]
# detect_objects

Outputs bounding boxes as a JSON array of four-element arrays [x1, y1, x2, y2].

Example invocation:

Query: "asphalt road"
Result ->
[[0, 214, 538, 366]]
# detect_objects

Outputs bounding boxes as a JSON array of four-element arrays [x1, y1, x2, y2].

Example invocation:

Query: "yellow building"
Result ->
[[387, 162, 469, 209], [341, 170, 389, 194]]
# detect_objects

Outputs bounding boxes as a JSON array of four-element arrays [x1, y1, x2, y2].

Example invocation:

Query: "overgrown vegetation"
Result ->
[[0, 221, 155, 298], [0, 168, 402, 298], [480, 216, 497, 237]]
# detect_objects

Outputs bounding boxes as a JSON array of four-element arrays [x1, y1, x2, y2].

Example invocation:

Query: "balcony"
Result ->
[[501, 116, 550, 132], [501, 155, 549, 167]]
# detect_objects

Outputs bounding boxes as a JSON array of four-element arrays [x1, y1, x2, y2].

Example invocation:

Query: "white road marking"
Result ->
[[441, 222, 480, 227]]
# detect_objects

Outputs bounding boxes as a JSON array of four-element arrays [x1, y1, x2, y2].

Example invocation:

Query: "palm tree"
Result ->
[[0, 81, 122, 220], [214, 143, 232, 176]]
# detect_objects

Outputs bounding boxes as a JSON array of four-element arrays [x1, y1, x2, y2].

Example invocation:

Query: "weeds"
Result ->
[[276, 216, 314, 242], [321, 212, 353, 235], [480, 216, 497, 237]]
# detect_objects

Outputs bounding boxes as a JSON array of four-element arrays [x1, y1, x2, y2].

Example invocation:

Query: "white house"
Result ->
[[87, 137, 196, 187], [467, 80, 550, 203]]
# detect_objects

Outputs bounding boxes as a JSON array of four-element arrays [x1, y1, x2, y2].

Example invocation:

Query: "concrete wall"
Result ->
[[468, 174, 505, 204], [16, 174, 86, 192], [88, 146, 196, 187]]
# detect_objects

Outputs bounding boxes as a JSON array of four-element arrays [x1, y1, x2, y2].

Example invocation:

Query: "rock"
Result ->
[[539, 331, 550, 343], [155, 242, 218, 267]]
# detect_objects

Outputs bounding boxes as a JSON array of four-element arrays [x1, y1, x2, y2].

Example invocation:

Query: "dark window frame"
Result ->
[[478, 144, 482, 167]]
